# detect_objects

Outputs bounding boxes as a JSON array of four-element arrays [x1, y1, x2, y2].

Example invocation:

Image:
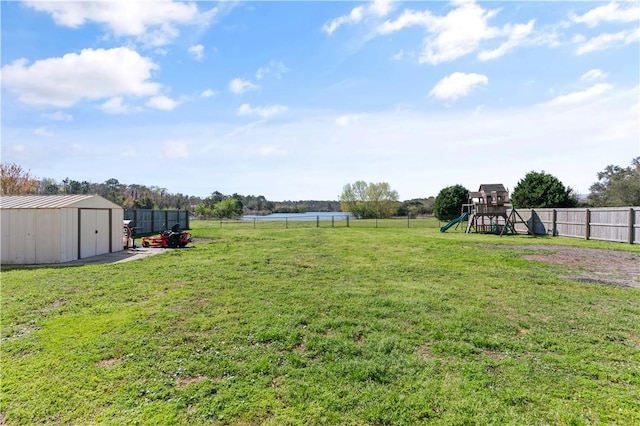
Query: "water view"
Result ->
[[242, 212, 352, 221]]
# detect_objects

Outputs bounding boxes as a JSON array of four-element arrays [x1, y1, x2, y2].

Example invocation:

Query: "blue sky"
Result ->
[[2, 1, 639, 201]]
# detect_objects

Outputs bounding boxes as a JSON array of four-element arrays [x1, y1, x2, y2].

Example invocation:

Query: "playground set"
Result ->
[[440, 184, 535, 236]]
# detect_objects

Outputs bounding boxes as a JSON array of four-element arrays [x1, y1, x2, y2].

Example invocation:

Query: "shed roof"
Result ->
[[0, 195, 122, 210]]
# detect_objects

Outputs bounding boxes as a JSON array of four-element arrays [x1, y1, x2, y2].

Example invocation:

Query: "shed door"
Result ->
[[80, 209, 110, 258]]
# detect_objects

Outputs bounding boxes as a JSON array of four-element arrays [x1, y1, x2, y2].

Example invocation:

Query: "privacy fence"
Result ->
[[513, 207, 639, 244], [201, 207, 640, 245], [124, 209, 189, 235]]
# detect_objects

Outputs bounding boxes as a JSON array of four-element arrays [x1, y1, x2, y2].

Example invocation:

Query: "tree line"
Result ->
[[429, 157, 639, 220], [339, 157, 639, 220], [2, 157, 637, 220]]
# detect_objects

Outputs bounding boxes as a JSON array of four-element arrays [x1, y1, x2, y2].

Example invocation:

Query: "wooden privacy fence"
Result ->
[[513, 207, 639, 244], [124, 209, 189, 235]]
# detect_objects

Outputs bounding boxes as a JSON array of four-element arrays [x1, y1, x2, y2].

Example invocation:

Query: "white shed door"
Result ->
[[80, 209, 110, 258]]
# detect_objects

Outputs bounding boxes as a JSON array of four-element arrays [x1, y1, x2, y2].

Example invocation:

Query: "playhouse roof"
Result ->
[[478, 184, 507, 193]]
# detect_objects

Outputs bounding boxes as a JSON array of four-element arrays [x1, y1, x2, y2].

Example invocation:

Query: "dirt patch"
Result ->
[[97, 357, 123, 368], [514, 245, 639, 288], [176, 376, 207, 389]]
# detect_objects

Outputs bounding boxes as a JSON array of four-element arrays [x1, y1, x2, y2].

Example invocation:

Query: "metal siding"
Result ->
[[96, 210, 110, 256], [60, 208, 77, 263], [0, 195, 121, 209], [1, 210, 12, 263], [80, 209, 97, 258], [35, 209, 61, 263], [111, 208, 124, 253], [1, 196, 123, 264], [17, 210, 37, 264]]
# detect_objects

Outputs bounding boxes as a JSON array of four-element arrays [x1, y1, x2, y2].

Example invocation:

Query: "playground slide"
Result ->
[[440, 212, 469, 233]]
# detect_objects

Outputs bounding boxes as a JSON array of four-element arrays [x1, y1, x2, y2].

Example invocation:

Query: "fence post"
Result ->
[[165, 210, 169, 230], [332, 216, 335, 228], [151, 210, 155, 233], [347, 216, 350, 228], [407, 216, 410, 228], [585, 208, 591, 240], [317, 215, 320, 228], [629, 208, 635, 244], [286, 217, 288, 229], [552, 209, 557, 237]]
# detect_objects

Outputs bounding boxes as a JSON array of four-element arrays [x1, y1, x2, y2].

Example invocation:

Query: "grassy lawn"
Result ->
[[2, 220, 639, 425]]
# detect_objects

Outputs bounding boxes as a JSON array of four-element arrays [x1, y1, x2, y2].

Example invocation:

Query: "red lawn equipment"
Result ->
[[141, 224, 192, 248]]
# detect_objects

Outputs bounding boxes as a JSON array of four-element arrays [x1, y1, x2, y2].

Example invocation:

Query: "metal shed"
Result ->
[[1, 195, 124, 265]]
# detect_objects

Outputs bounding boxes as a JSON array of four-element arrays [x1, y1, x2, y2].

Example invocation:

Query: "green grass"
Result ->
[[2, 220, 639, 425]]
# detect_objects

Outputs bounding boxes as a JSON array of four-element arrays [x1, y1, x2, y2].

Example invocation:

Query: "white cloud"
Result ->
[[574, 28, 640, 54], [335, 115, 357, 126], [323, 6, 365, 35], [580, 69, 608, 83], [323, 0, 394, 35], [478, 20, 535, 61], [545, 83, 613, 106], [378, 10, 433, 35], [163, 140, 189, 159], [33, 127, 53, 137], [1, 47, 160, 107], [43, 111, 73, 122], [188, 44, 204, 60], [370, 0, 393, 18], [430, 72, 488, 101], [419, 3, 501, 65], [255, 60, 289, 80], [229, 78, 259, 94], [200, 89, 218, 98], [237, 103, 288, 119], [570, 2, 640, 27], [101, 96, 133, 114], [145, 95, 180, 111], [377, 2, 536, 64], [23, 1, 218, 46], [392, 49, 406, 61]]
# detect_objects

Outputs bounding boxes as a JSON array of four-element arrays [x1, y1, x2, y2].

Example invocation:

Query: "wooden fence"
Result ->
[[513, 207, 639, 244], [124, 209, 189, 235]]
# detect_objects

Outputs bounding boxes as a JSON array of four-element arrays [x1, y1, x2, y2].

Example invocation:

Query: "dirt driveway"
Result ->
[[515, 244, 640, 288]]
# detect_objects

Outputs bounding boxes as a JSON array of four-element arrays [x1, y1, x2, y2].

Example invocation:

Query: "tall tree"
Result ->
[[0, 163, 38, 195], [433, 184, 469, 220], [340, 181, 399, 218], [212, 197, 243, 219], [588, 157, 640, 207], [37, 177, 60, 194], [511, 171, 577, 208]]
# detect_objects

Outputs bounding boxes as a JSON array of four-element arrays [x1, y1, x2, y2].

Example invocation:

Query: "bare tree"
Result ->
[[0, 163, 38, 195]]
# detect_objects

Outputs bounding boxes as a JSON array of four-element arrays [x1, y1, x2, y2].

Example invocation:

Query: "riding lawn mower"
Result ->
[[141, 224, 192, 248]]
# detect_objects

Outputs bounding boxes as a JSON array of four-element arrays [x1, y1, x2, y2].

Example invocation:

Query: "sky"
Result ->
[[1, 0, 639, 201]]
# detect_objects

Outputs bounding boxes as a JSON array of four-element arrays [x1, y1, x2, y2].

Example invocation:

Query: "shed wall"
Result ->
[[1, 203, 124, 265], [1, 208, 63, 264]]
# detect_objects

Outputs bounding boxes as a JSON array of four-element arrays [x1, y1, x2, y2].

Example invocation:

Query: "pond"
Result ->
[[242, 212, 353, 221]]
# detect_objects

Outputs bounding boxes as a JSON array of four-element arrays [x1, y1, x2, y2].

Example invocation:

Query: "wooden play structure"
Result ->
[[462, 184, 534, 236]]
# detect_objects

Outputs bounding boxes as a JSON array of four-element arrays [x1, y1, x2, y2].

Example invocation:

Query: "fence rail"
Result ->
[[513, 207, 639, 244], [124, 209, 189, 235], [206, 216, 440, 230]]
